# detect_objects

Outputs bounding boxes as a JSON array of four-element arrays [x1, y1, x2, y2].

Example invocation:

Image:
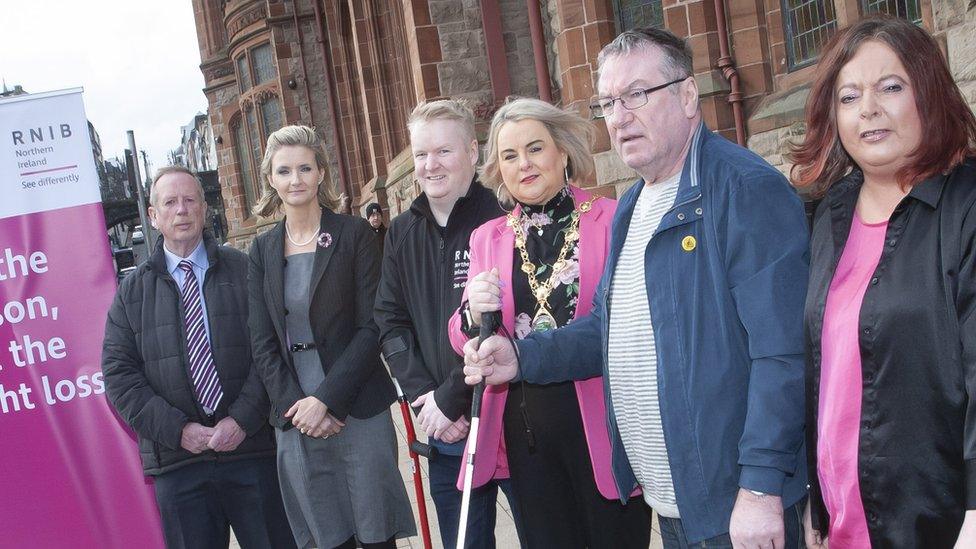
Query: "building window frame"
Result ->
[[861, 0, 923, 25], [235, 42, 277, 94], [232, 39, 283, 218], [612, 0, 664, 34], [231, 116, 259, 215], [781, 0, 838, 71], [231, 93, 283, 216]]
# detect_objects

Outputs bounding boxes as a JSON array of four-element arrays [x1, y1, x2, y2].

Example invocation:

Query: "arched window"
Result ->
[[232, 95, 283, 214], [232, 118, 259, 213], [613, 0, 663, 32], [231, 41, 283, 216], [781, 0, 837, 70]]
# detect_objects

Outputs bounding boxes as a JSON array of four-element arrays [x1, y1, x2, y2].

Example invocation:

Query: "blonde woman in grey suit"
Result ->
[[247, 125, 415, 549]]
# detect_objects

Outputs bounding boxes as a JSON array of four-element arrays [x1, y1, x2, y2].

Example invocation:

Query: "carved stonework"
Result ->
[[203, 59, 235, 82], [239, 85, 279, 112], [253, 87, 280, 104], [227, 3, 266, 41]]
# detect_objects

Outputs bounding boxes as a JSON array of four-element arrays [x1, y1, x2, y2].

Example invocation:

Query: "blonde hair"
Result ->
[[407, 99, 476, 143], [252, 125, 340, 218], [481, 98, 596, 205], [150, 165, 204, 206]]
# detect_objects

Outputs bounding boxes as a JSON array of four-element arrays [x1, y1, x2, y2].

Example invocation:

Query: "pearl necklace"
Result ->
[[285, 223, 319, 246]]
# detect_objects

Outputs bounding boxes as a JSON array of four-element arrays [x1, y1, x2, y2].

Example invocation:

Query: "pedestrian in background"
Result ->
[[102, 166, 294, 549], [247, 125, 415, 549], [791, 16, 976, 548], [365, 202, 387, 253]]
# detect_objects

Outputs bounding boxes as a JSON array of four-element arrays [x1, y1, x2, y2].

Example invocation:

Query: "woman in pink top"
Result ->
[[448, 98, 649, 548], [791, 16, 976, 549]]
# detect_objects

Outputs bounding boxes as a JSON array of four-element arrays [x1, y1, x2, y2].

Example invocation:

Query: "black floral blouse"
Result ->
[[511, 186, 582, 339]]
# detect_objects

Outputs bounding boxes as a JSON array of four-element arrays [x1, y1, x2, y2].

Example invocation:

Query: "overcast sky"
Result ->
[[0, 0, 208, 174]]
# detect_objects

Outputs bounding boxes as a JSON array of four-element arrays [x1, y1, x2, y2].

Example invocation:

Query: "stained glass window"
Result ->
[[614, 0, 663, 32], [251, 43, 276, 85], [234, 42, 283, 216], [234, 122, 257, 212], [862, 0, 922, 25], [260, 97, 282, 143], [236, 56, 251, 93], [782, 0, 838, 69]]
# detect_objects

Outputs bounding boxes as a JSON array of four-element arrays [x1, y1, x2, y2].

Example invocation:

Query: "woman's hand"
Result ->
[[285, 396, 330, 437], [467, 268, 503, 327], [804, 499, 828, 549], [315, 413, 345, 439]]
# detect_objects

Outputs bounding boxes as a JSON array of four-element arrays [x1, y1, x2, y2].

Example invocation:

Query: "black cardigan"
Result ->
[[804, 159, 976, 548], [248, 209, 394, 425]]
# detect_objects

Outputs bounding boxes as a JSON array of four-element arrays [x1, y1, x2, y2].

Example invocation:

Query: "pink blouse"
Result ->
[[818, 213, 887, 547]]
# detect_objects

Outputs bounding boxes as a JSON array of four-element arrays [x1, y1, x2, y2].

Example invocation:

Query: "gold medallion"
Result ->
[[531, 307, 557, 332], [505, 196, 597, 334]]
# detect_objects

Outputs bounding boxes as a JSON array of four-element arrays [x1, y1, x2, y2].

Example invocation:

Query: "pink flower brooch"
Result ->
[[317, 232, 333, 248]]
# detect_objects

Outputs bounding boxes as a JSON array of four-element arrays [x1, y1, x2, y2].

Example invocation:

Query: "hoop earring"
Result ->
[[564, 165, 570, 184], [495, 184, 515, 214]]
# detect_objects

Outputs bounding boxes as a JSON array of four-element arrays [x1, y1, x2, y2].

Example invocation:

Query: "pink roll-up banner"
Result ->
[[0, 89, 165, 548]]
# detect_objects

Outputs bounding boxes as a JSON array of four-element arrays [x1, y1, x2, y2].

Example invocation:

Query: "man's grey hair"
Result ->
[[149, 165, 205, 206], [597, 27, 694, 83]]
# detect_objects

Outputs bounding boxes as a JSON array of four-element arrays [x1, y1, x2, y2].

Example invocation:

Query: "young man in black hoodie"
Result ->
[[375, 100, 518, 548]]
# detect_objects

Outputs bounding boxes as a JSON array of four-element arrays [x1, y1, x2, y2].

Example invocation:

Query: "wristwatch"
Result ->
[[459, 301, 479, 338]]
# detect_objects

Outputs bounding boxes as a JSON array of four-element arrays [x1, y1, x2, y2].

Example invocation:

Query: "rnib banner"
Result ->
[[0, 88, 164, 548]]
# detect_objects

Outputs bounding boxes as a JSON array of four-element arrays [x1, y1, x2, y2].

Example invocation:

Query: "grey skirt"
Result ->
[[276, 409, 416, 548]]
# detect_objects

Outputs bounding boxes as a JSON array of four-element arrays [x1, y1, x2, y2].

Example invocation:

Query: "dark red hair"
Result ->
[[789, 16, 976, 196]]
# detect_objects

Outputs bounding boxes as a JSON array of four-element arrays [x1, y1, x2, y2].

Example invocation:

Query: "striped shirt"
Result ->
[[607, 174, 681, 517]]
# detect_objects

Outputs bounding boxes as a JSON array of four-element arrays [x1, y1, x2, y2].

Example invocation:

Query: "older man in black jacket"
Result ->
[[102, 166, 293, 549]]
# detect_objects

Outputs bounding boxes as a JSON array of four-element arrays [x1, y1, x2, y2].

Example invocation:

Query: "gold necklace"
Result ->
[[507, 196, 594, 332]]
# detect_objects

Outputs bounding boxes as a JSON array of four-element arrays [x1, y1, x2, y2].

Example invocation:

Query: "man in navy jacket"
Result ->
[[464, 28, 808, 547]]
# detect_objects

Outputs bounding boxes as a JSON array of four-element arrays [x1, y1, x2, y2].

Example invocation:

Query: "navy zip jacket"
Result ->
[[515, 123, 809, 542]]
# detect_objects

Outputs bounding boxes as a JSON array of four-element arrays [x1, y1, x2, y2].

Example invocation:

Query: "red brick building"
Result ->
[[190, 0, 976, 247]]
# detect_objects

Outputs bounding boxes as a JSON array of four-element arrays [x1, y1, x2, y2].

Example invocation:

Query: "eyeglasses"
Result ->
[[589, 76, 690, 119]]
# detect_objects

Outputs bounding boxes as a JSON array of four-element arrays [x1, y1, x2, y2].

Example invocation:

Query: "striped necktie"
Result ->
[[178, 260, 223, 412]]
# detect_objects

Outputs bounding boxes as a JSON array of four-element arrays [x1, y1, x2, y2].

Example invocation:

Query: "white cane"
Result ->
[[455, 311, 501, 549]]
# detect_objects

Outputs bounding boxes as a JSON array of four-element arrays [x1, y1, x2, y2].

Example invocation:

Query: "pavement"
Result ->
[[389, 405, 664, 549], [232, 403, 665, 548]]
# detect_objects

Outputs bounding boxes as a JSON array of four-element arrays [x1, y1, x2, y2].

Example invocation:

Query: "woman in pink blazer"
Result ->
[[448, 98, 650, 548]]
